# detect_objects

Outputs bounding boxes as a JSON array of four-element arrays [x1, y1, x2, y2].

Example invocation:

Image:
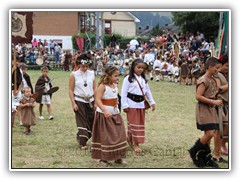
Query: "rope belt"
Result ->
[[74, 94, 94, 108]]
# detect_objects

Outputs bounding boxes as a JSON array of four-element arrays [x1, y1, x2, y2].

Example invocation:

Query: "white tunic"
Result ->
[[96, 85, 120, 115], [121, 74, 155, 109], [72, 69, 95, 103]]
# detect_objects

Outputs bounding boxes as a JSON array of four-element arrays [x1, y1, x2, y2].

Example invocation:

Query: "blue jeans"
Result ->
[[55, 52, 60, 64]]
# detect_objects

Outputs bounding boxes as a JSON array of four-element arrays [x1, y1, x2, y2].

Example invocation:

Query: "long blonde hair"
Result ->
[[98, 66, 118, 87]]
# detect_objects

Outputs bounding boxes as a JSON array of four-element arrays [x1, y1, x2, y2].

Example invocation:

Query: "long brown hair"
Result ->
[[98, 66, 118, 86]]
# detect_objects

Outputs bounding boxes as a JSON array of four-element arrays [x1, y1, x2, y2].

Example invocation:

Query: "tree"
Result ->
[[151, 24, 164, 36], [172, 12, 220, 41]]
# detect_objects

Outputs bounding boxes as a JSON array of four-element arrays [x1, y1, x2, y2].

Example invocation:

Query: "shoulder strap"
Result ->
[[134, 77, 145, 97]]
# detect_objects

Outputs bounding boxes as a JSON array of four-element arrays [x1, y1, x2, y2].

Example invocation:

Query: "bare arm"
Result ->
[[69, 73, 78, 111], [95, 84, 111, 118], [196, 83, 223, 106]]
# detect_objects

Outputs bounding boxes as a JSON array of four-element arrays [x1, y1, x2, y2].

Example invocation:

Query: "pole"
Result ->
[[13, 47, 17, 93], [96, 12, 100, 50]]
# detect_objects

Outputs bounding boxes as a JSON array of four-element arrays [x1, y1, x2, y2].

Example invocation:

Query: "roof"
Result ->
[[127, 12, 140, 23]]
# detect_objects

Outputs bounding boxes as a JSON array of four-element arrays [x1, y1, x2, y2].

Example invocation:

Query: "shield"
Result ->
[[36, 57, 43, 65], [31, 92, 39, 100], [47, 86, 59, 94]]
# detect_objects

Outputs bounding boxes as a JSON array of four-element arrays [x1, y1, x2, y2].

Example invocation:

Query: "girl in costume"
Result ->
[[69, 54, 96, 150], [91, 66, 127, 166], [121, 59, 156, 153], [19, 87, 36, 135]]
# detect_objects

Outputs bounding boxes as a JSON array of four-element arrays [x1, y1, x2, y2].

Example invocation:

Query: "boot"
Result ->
[[203, 144, 219, 168], [189, 139, 206, 167]]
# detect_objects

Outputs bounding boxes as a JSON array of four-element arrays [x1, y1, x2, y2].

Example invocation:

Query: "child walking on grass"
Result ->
[[121, 58, 156, 153], [19, 87, 36, 135], [91, 66, 127, 166], [35, 67, 54, 120], [189, 57, 223, 168]]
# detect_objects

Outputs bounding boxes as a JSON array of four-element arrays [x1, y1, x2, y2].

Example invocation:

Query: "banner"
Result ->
[[11, 12, 33, 44], [75, 36, 84, 52]]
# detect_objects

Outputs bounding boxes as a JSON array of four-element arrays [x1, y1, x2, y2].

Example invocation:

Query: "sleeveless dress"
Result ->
[[91, 85, 127, 161]]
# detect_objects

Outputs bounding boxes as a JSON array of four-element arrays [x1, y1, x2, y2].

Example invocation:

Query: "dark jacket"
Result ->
[[35, 76, 52, 103], [23, 73, 34, 94], [12, 67, 22, 90]]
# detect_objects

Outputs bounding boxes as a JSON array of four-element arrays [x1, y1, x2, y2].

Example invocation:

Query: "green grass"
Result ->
[[11, 70, 229, 169]]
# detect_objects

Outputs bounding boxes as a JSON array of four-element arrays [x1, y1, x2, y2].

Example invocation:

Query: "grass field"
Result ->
[[11, 70, 229, 169]]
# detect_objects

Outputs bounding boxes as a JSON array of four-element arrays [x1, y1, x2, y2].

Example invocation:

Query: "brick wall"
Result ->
[[33, 12, 79, 36]]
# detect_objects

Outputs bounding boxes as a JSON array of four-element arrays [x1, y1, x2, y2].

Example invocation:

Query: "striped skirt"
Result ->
[[126, 108, 146, 144], [74, 100, 95, 146], [91, 112, 127, 161]]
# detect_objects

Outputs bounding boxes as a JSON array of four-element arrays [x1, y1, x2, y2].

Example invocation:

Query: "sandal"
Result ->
[[133, 144, 142, 153], [127, 137, 133, 149], [99, 160, 111, 166], [114, 159, 128, 166], [81, 146, 88, 150]]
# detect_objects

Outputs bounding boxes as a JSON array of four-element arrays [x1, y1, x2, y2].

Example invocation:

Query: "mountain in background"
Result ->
[[131, 12, 173, 30]]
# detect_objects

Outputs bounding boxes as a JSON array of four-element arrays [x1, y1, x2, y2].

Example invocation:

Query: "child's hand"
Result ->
[[151, 104, 156, 111], [103, 110, 112, 118], [123, 108, 129, 113], [72, 103, 78, 111], [213, 100, 223, 107]]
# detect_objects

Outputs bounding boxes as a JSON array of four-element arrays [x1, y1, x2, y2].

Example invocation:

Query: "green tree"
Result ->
[[151, 24, 164, 36], [172, 12, 220, 41]]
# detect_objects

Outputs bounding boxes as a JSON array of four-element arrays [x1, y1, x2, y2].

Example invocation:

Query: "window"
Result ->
[[105, 20, 111, 35]]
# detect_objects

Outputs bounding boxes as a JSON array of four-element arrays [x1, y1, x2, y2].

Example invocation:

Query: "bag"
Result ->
[[144, 99, 151, 110], [135, 77, 151, 110]]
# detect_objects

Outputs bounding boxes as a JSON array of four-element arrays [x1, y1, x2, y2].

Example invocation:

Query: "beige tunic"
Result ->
[[196, 75, 219, 131], [19, 97, 36, 126]]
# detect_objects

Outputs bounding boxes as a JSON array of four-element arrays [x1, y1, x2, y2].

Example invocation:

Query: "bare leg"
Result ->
[[47, 104, 52, 117], [39, 104, 43, 116]]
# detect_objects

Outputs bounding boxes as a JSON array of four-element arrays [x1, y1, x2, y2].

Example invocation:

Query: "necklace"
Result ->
[[80, 71, 88, 87], [110, 84, 117, 93]]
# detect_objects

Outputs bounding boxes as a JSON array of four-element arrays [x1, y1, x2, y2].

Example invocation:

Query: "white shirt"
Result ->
[[121, 74, 155, 109], [153, 59, 162, 70], [129, 39, 139, 50], [144, 53, 155, 65], [72, 70, 95, 103], [173, 66, 179, 76], [167, 64, 174, 73], [96, 85, 120, 115]]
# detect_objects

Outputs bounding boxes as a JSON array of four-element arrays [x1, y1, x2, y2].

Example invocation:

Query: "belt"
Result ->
[[127, 93, 144, 102], [74, 94, 94, 102], [198, 101, 215, 108], [102, 98, 118, 107]]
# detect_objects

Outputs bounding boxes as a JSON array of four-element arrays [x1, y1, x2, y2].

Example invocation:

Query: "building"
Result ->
[[32, 11, 140, 51], [102, 12, 140, 37], [33, 11, 78, 51]]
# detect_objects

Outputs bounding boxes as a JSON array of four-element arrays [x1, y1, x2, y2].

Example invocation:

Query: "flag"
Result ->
[[216, 12, 229, 60], [75, 36, 84, 52], [11, 12, 33, 44]]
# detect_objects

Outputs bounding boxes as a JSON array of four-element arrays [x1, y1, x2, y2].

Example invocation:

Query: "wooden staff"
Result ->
[[217, 94, 223, 139], [13, 47, 17, 93]]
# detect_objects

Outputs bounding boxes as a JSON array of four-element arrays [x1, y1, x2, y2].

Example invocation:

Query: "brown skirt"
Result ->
[[74, 100, 95, 146], [126, 108, 145, 144], [91, 112, 127, 161]]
